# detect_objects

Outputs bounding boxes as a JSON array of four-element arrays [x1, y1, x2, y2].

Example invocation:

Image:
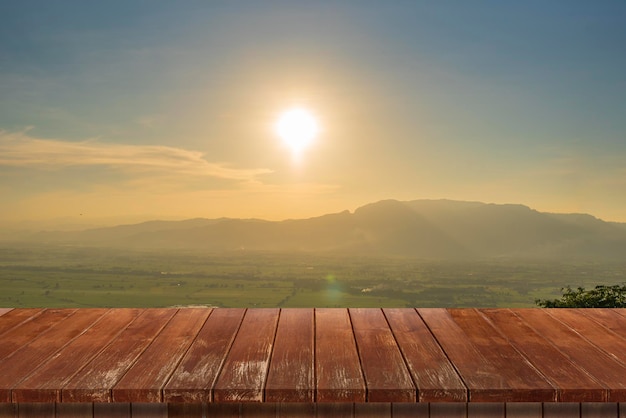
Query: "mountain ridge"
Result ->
[[7, 199, 626, 260]]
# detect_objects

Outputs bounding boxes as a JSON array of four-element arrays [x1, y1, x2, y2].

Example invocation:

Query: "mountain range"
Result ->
[[10, 199, 626, 260]]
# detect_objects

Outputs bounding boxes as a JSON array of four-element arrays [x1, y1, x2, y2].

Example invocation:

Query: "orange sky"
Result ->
[[1, 2, 626, 227]]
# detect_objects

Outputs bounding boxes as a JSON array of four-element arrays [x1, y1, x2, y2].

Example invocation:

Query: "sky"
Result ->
[[1, 1, 626, 227]]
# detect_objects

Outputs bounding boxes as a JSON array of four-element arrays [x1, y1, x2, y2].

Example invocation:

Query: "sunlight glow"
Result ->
[[275, 108, 319, 158]]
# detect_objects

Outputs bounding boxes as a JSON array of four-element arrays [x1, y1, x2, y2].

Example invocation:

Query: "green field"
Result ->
[[1, 244, 624, 308]]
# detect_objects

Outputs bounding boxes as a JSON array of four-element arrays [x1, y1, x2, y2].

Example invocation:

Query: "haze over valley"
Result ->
[[5, 199, 626, 261], [1, 2, 625, 308]]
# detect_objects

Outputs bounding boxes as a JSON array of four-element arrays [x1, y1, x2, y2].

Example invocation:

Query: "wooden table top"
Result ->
[[0, 308, 625, 404]]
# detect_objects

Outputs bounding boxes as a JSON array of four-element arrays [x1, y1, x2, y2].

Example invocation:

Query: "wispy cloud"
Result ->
[[0, 129, 272, 181]]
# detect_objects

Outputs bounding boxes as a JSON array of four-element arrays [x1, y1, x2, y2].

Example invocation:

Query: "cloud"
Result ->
[[0, 129, 272, 181]]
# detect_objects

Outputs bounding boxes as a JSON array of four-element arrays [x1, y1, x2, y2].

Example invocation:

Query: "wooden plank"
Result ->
[[581, 310, 626, 340], [265, 308, 315, 402], [164, 308, 243, 403], [468, 402, 505, 418], [204, 404, 240, 418], [93, 403, 129, 418], [391, 403, 429, 418], [543, 402, 580, 418], [278, 403, 315, 418], [241, 403, 277, 417], [63, 308, 177, 402], [515, 309, 626, 401], [213, 308, 280, 402], [0, 309, 76, 361], [55, 403, 93, 417], [13, 309, 140, 402], [113, 308, 210, 402], [0, 309, 106, 403], [581, 403, 618, 418], [316, 403, 353, 418], [429, 403, 467, 418], [315, 309, 366, 402], [505, 402, 543, 418], [130, 403, 167, 418], [448, 309, 556, 402], [354, 403, 391, 418], [0, 403, 16, 418], [349, 308, 415, 402], [384, 308, 467, 401], [480, 309, 607, 402], [0, 308, 44, 338], [16, 403, 54, 418], [548, 309, 626, 366], [418, 308, 551, 402], [167, 404, 203, 418]]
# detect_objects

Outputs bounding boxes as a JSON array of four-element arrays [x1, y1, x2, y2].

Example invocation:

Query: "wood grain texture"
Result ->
[[0, 309, 76, 362], [204, 404, 240, 418], [2, 308, 626, 409], [278, 402, 315, 418], [113, 309, 210, 403], [349, 308, 415, 402], [582, 310, 626, 338], [468, 402, 505, 418], [315, 309, 366, 402], [240, 402, 276, 417], [448, 309, 556, 402], [63, 308, 177, 403], [543, 402, 580, 418], [480, 309, 606, 402], [130, 403, 167, 418], [548, 309, 626, 366], [581, 402, 618, 418], [315, 403, 353, 418], [418, 308, 551, 402], [0, 403, 16, 418], [265, 309, 314, 402], [515, 309, 626, 402], [16, 403, 54, 418], [13, 309, 140, 403], [167, 403, 203, 418], [392, 403, 429, 418], [93, 403, 129, 418], [213, 308, 280, 402], [384, 308, 467, 401], [429, 403, 467, 418], [164, 308, 243, 403], [0, 309, 106, 403], [55, 403, 92, 417], [505, 402, 543, 418], [354, 402, 391, 418], [0, 309, 43, 337]]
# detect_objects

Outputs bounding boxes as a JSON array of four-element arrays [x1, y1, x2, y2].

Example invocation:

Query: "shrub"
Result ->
[[536, 284, 626, 308]]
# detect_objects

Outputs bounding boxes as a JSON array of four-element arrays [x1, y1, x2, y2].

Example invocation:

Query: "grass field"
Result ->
[[1, 243, 624, 308]]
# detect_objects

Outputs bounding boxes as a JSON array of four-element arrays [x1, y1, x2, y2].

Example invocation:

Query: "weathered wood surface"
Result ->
[[1, 308, 626, 404], [213, 309, 279, 402], [349, 308, 415, 402], [315, 308, 366, 402], [264, 309, 314, 402]]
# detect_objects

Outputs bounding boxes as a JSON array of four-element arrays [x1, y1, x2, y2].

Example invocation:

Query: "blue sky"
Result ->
[[1, 1, 625, 225]]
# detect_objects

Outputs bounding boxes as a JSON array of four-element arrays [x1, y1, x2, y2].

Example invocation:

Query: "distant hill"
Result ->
[[12, 199, 626, 260]]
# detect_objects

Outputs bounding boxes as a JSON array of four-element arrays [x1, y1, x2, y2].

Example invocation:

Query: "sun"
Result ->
[[275, 107, 319, 157]]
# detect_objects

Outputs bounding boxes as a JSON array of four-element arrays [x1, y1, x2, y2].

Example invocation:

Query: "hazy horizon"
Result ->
[[2, 197, 626, 233], [2, 2, 626, 225]]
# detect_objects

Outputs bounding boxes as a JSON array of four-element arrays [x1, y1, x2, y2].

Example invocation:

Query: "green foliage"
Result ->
[[536, 284, 626, 308]]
